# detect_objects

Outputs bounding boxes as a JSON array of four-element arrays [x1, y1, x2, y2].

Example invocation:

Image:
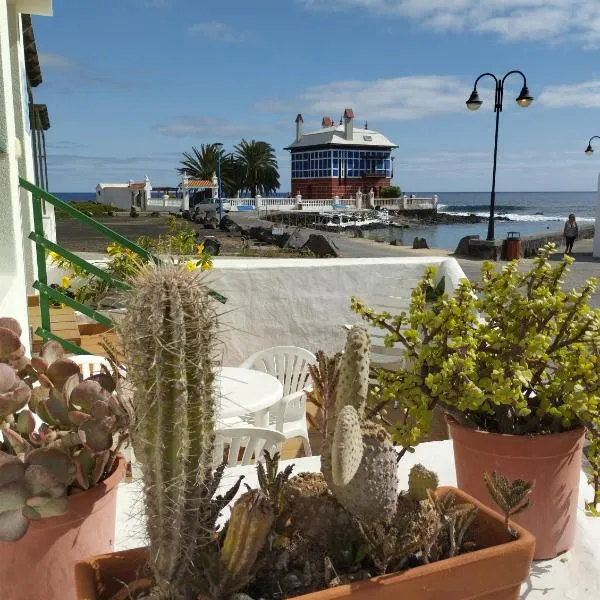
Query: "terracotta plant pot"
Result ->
[[75, 487, 534, 600], [449, 419, 585, 560], [0, 457, 126, 600]]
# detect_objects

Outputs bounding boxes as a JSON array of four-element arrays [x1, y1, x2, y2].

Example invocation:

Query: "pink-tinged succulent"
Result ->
[[0, 449, 75, 541], [0, 316, 133, 542]]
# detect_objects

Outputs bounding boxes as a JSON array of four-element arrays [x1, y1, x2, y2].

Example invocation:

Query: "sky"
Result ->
[[31, 0, 600, 193]]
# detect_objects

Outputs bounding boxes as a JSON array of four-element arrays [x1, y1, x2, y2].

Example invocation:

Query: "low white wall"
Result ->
[[208, 257, 467, 366], [47, 256, 467, 366]]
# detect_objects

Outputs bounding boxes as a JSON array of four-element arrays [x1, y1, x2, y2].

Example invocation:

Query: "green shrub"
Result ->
[[352, 243, 600, 508], [380, 186, 402, 198]]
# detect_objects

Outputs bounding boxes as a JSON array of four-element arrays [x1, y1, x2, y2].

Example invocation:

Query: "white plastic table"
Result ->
[[215, 366, 283, 427]]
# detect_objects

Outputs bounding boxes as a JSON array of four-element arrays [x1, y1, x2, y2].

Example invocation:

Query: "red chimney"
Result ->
[[321, 116, 333, 127]]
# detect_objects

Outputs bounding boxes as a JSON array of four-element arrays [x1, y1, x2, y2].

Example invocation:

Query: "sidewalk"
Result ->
[[457, 238, 600, 308]]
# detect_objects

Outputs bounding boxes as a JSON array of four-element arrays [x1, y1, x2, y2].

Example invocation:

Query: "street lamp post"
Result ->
[[214, 142, 224, 222], [466, 71, 534, 241], [585, 136, 600, 155]]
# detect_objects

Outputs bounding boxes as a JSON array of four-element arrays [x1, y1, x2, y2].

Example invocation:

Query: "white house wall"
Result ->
[[8, 3, 42, 276], [0, 0, 29, 349], [99, 188, 132, 210]]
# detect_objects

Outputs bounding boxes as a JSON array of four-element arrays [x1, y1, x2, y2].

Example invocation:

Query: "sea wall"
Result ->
[[455, 225, 595, 260]]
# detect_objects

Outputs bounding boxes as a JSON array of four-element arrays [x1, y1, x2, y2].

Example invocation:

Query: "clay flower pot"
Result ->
[[75, 487, 534, 600], [449, 419, 585, 560], [0, 457, 126, 600]]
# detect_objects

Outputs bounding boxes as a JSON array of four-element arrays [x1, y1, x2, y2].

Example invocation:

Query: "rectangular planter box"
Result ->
[[75, 487, 535, 600]]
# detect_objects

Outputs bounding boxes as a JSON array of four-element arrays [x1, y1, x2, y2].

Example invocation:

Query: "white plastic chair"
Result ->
[[240, 346, 315, 456], [214, 426, 286, 467]]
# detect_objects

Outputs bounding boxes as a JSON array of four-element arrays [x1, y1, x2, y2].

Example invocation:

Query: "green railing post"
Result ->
[[20, 177, 226, 355], [30, 191, 51, 333]]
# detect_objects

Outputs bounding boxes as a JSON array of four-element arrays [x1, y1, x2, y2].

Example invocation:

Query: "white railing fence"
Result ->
[[228, 195, 438, 213]]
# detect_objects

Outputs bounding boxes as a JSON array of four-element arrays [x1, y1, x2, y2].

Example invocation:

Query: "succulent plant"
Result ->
[[321, 325, 398, 523], [0, 449, 75, 541], [120, 263, 242, 599], [220, 490, 275, 593], [0, 317, 131, 542]]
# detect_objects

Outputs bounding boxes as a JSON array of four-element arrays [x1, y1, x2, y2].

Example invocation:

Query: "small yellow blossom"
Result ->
[[106, 242, 121, 256], [185, 261, 197, 272], [196, 243, 205, 256], [60, 276, 72, 289]]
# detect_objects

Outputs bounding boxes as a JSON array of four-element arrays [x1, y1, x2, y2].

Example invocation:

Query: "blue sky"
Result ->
[[32, 0, 600, 193]]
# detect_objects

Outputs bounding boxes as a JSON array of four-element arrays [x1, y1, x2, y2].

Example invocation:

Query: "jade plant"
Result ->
[[0, 317, 131, 541], [352, 243, 600, 508]]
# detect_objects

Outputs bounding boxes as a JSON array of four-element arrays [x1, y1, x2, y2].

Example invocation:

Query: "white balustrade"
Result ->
[[226, 196, 437, 213]]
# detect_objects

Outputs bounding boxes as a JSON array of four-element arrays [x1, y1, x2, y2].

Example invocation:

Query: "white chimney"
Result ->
[[295, 113, 304, 142], [343, 108, 354, 141]]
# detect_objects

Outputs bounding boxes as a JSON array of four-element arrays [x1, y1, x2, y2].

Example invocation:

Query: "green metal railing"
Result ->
[[20, 178, 226, 354]]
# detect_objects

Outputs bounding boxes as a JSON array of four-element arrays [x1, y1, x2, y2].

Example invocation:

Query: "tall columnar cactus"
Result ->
[[120, 263, 226, 599], [321, 326, 398, 523]]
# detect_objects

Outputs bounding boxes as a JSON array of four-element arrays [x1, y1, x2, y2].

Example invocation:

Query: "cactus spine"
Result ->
[[321, 326, 398, 523], [121, 263, 219, 599]]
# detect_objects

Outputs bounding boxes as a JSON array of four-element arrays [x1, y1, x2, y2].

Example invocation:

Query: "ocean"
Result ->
[[53, 190, 596, 252], [363, 191, 597, 251]]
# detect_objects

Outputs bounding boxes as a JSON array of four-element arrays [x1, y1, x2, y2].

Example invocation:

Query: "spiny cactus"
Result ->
[[120, 263, 239, 599], [220, 490, 275, 594], [321, 325, 398, 523], [408, 464, 439, 502]]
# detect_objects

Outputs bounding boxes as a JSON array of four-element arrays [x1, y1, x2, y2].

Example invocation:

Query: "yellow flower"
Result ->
[[185, 261, 197, 272], [48, 250, 61, 263], [60, 276, 72, 289], [106, 242, 121, 256]]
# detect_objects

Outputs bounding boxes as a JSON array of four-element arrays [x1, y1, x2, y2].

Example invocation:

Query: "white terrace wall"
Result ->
[[209, 257, 466, 366]]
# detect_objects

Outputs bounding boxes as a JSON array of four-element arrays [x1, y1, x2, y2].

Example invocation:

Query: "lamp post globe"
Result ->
[[585, 137, 600, 156]]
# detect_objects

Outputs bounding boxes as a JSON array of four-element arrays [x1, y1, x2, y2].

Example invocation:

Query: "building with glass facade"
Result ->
[[285, 108, 398, 199]]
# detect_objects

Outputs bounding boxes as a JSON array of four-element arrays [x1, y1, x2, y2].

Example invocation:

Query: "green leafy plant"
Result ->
[[0, 317, 131, 541], [352, 243, 600, 509], [381, 186, 402, 198], [48, 218, 213, 311]]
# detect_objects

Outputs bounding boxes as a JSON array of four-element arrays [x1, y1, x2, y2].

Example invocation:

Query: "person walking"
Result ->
[[564, 213, 578, 255]]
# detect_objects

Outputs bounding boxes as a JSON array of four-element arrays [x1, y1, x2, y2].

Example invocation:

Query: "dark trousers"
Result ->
[[565, 236, 576, 253]]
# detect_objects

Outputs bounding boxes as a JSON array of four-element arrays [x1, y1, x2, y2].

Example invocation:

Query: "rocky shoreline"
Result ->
[[391, 212, 510, 227]]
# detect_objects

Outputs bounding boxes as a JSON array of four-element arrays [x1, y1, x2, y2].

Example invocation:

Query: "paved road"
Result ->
[[59, 214, 600, 306], [457, 238, 600, 308]]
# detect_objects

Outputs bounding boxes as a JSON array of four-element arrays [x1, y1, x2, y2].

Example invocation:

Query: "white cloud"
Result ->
[[538, 80, 600, 109], [259, 75, 489, 121], [298, 0, 600, 46], [187, 22, 249, 43], [39, 53, 77, 70], [155, 117, 271, 138], [39, 53, 126, 87]]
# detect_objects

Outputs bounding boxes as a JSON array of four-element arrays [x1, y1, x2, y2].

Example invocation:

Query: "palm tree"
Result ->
[[179, 144, 226, 180], [234, 140, 280, 197]]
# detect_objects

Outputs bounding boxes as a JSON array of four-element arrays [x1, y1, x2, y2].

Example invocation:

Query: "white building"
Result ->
[[96, 176, 152, 211], [0, 0, 53, 347]]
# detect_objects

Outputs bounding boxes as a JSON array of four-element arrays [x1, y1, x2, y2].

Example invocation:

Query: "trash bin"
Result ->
[[504, 231, 521, 260]]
